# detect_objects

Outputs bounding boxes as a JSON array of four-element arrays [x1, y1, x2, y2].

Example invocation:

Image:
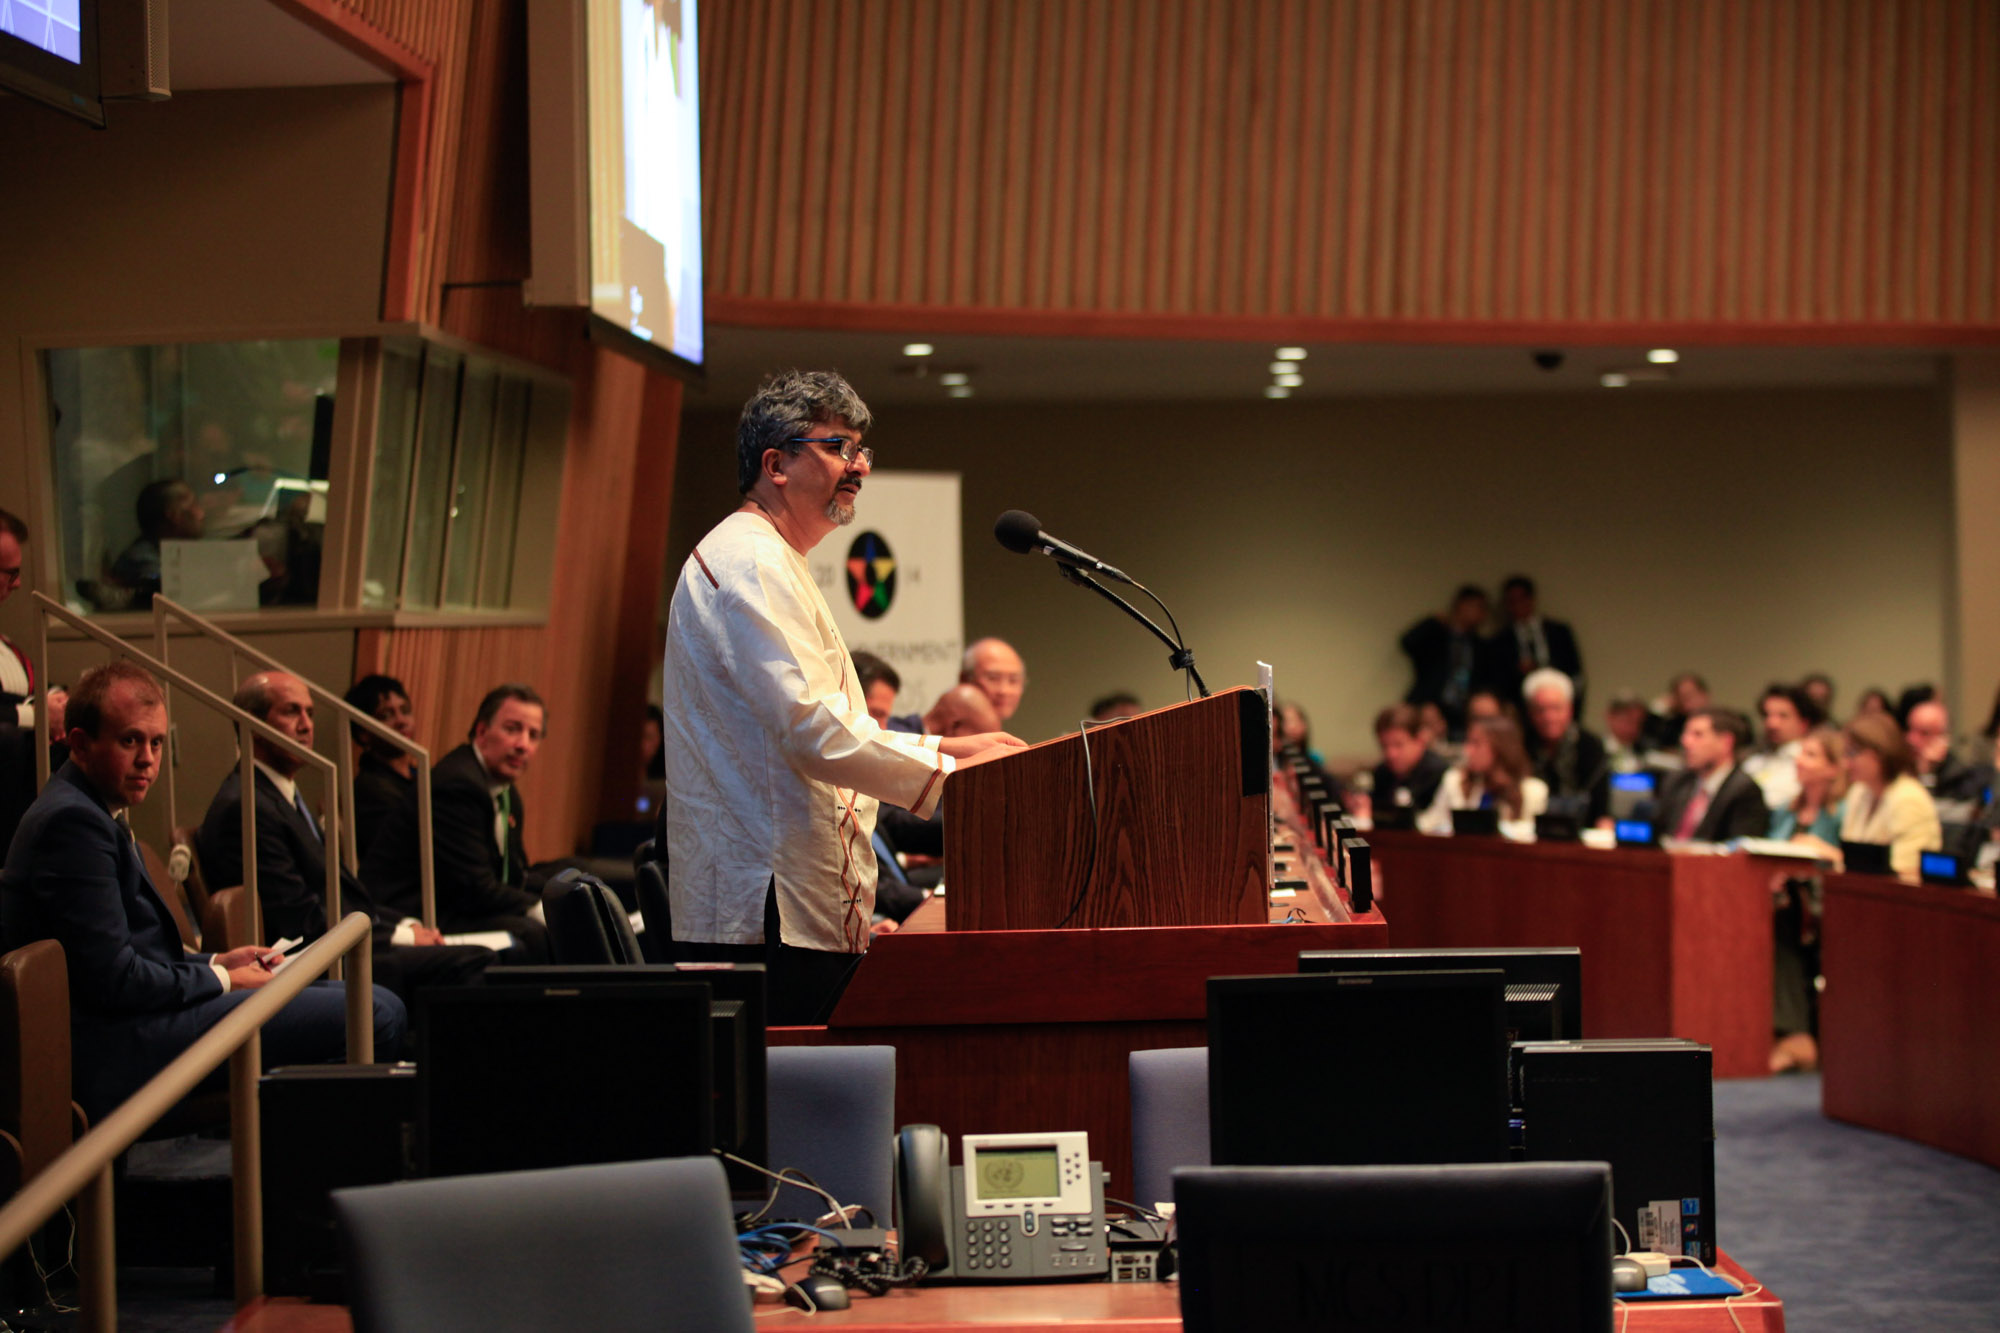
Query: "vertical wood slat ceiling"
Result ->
[[702, 0, 2000, 330]]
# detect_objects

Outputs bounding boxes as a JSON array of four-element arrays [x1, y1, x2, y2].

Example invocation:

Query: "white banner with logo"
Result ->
[[808, 471, 964, 720]]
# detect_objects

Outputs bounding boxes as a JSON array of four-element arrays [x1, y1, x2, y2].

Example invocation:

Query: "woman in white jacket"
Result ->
[[1419, 716, 1548, 838]]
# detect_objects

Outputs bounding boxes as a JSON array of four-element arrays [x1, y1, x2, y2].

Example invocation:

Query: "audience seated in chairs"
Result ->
[[1744, 683, 1824, 813], [1904, 698, 1993, 822], [342, 674, 421, 862], [196, 671, 493, 1005], [1840, 711, 1942, 879], [1522, 668, 1610, 824], [1652, 708, 1770, 844], [1418, 716, 1546, 837], [359, 684, 553, 964], [0, 661, 403, 1125], [1365, 704, 1449, 821]]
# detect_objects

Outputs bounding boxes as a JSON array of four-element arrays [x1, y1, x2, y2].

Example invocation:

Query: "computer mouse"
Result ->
[[1611, 1256, 1649, 1293], [783, 1273, 851, 1311]]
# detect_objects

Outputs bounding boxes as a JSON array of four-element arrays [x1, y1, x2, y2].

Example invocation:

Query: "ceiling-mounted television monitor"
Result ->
[[2, 0, 105, 127], [528, 0, 704, 380]]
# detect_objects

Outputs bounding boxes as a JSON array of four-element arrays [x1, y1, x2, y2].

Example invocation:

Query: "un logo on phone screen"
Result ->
[[979, 1158, 1027, 1194], [845, 531, 896, 619]]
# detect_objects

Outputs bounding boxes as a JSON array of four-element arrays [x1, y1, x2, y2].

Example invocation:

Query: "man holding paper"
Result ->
[[0, 661, 403, 1123]]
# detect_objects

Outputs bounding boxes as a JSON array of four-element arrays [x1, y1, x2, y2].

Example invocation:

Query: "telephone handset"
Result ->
[[894, 1125, 1108, 1282]]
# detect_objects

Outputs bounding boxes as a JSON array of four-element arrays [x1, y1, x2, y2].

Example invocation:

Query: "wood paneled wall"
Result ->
[[703, 0, 2000, 339], [333, 0, 687, 854]]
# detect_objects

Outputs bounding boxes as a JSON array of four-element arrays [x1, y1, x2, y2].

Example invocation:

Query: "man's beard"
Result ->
[[826, 486, 859, 525]]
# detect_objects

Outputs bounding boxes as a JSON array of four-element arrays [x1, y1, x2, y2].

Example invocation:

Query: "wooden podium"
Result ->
[[942, 687, 1272, 930]]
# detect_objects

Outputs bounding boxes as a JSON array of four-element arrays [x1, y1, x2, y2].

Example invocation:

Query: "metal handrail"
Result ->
[[30, 592, 344, 955], [0, 912, 377, 1329], [149, 595, 437, 928]]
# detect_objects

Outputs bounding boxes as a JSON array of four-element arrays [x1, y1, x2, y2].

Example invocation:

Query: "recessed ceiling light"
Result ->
[[903, 342, 935, 357], [1275, 347, 1307, 361], [947, 385, 975, 398], [1264, 386, 1291, 399], [1601, 372, 1629, 388], [1268, 362, 1294, 375], [1276, 373, 1304, 388], [1647, 348, 1679, 364], [939, 372, 969, 387]]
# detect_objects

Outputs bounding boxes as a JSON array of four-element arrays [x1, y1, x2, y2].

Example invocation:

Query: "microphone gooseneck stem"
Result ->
[[1056, 565, 1210, 698]]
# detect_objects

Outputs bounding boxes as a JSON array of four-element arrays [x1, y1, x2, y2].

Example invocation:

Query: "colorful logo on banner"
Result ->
[[846, 531, 897, 619]]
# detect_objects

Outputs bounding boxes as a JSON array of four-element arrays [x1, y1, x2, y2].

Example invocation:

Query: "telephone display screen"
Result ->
[[971, 1146, 1059, 1199]]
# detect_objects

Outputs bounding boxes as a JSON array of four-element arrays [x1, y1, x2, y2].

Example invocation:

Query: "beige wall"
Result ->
[[677, 385, 1953, 760], [1951, 354, 2000, 740]]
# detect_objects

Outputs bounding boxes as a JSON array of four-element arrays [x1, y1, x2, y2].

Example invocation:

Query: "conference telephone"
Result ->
[[894, 1125, 1108, 1282]]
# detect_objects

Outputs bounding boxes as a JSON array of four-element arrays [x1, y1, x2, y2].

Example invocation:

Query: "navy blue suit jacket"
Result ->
[[1, 761, 222, 1020]]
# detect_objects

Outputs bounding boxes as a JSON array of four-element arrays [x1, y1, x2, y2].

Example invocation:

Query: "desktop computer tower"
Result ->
[[261, 1064, 418, 1300], [1513, 1039, 1716, 1264]]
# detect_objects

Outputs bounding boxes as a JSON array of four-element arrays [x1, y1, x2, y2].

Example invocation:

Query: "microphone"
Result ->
[[993, 510, 1134, 585]]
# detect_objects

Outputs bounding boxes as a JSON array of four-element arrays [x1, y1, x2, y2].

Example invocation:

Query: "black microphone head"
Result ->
[[994, 509, 1043, 554]]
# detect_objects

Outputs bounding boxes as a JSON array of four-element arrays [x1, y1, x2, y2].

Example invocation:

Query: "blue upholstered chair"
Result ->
[[764, 1043, 896, 1224], [334, 1155, 753, 1333], [1128, 1046, 1210, 1212]]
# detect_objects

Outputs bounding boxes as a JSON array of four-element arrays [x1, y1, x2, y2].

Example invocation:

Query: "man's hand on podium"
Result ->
[[941, 731, 1028, 771]]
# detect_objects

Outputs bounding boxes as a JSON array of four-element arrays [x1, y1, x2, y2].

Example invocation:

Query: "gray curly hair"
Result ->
[[736, 370, 874, 494]]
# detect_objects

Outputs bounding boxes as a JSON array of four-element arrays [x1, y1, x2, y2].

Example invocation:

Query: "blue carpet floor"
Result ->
[[1715, 1072, 2000, 1331]]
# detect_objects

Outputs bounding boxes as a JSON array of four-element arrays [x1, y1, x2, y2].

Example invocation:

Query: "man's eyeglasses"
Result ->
[[787, 437, 874, 468]]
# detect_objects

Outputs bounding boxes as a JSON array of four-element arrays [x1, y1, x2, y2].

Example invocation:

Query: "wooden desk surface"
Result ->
[[224, 1251, 1782, 1332]]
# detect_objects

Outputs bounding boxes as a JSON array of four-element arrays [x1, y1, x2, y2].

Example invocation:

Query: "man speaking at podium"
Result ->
[[662, 371, 1022, 1023]]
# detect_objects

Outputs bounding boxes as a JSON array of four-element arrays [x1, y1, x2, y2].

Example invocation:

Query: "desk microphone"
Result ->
[[994, 510, 1134, 586]]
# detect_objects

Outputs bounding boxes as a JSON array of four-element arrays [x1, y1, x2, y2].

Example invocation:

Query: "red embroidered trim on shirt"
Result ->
[[692, 549, 718, 588], [913, 765, 942, 813]]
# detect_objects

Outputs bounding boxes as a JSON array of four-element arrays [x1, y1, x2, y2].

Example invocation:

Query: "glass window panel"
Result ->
[[478, 376, 532, 609], [399, 346, 464, 611], [440, 363, 498, 609], [45, 338, 338, 614], [362, 339, 424, 610]]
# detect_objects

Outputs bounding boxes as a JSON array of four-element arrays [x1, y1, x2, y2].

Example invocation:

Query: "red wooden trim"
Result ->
[[264, 0, 430, 81], [707, 295, 2000, 347]]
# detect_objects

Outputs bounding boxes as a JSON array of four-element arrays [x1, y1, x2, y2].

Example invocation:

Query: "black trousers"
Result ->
[[673, 880, 863, 1026]]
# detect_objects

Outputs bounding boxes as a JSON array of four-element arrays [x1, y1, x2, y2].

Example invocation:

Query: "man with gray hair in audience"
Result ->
[[1522, 667, 1610, 823]]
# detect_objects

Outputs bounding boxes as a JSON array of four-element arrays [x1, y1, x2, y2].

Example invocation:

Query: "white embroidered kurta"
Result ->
[[663, 511, 951, 953]]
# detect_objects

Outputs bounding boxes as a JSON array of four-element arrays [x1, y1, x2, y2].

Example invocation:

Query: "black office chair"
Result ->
[[335, 1156, 754, 1333], [635, 860, 672, 963], [541, 868, 643, 964]]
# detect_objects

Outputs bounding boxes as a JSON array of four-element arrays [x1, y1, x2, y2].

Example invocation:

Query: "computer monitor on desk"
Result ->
[[1175, 1162, 1614, 1333], [1207, 971, 1510, 1167], [484, 963, 768, 1192], [1298, 947, 1584, 1043], [420, 982, 714, 1179]]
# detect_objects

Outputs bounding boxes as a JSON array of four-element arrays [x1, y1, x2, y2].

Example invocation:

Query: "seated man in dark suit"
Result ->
[[1653, 707, 1770, 843], [1522, 668, 1610, 824], [196, 671, 494, 1004], [342, 673, 420, 861], [1368, 704, 1450, 817], [0, 661, 404, 1124], [359, 684, 552, 963]]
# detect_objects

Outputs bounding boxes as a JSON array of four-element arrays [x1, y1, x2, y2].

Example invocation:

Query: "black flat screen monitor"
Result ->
[[1371, 805, 1417, 832], [1841, 840, 1893, 876], [419, 982, 712, 1178], [484, 963, 767, 1191], [1175, 1162, 1614, 1333], [1207, 970, 1510, 1167], [1299, 947, 1584, 1042], [1453, 808, 1501, 837]]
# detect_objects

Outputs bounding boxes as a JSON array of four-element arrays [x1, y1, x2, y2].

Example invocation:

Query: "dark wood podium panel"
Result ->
[[1820, 874, 2000, 1168], [1366, 832, 1774, 1079], [779, 913, 1389, 1195], [943, 688, 1271, 931]]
